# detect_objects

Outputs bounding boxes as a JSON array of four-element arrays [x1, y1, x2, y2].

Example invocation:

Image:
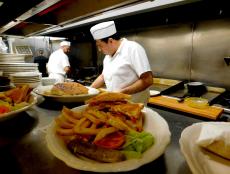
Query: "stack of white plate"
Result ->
[[0, 54, 26, 63], [0, 63, 39, 77], [10, 72, 42, 88]]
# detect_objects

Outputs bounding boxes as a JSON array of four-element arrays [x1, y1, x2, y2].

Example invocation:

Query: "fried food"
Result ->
[[55, 92, 146, 163], [204, 139, 230, 160], [94, 127, 118, 142], [0, 85, 32, 115], [4, 84, 30, 103], [110, 103, 144, 119], [85, 92, 131, 105], [50, 82, 88, 95]]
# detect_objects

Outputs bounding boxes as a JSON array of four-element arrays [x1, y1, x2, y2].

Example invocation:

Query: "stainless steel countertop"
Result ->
[[0, 99, 204, 174]]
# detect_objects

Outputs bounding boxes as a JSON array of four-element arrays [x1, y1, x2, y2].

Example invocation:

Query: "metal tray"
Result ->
[[150, 78, 185, 95]]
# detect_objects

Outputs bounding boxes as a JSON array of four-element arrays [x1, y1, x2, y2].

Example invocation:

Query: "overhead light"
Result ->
[[0, 2, 3, 7], [28, 36, 66, 41]]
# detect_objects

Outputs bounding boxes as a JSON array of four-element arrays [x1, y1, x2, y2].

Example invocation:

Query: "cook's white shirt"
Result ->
[[102, 38, 152, 104], [47, 49, 70, 75]]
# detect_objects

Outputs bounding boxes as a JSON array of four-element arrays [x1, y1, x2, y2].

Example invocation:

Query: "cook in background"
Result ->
[[47, 41, 71, 83], [34, 49, 48, 77], [90, 21, 153, 104]]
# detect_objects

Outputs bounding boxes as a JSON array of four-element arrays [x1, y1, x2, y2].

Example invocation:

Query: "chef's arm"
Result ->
[[64, 66, 71, 74], [90, 74, 105, 88], [119, 71, 153, 94]]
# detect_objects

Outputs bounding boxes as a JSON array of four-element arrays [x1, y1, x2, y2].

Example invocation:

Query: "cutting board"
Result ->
[[148, 96, 223, 120]]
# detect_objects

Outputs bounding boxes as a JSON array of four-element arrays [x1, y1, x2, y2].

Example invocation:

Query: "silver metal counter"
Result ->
[[0, 100, 204, 174]]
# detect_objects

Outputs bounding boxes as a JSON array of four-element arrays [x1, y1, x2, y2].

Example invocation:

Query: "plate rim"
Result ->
[[33, 85, 100, 102], [149, 90, 161, 96], [46, 105, 171, 172], [0, 94, 37, 121]]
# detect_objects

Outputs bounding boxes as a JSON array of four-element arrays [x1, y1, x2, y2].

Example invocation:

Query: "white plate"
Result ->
[[33, 85, 100, 103], [13, 82, 41, 89], [10, 72, 41, 77], [150, 90, 160, 96], [0, 94, 37, 121], [179, 122, 230, 174], [46, 106, 171, 172]]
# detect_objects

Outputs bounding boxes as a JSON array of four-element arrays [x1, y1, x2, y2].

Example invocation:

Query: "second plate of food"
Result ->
[[33, 84, 99, 103]]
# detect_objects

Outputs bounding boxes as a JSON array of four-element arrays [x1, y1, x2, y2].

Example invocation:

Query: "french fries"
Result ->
[[55, 92, 144, 147], [94, 127, 118, 142], [56, 127, 75, 136], [55, 117, 75, 129]]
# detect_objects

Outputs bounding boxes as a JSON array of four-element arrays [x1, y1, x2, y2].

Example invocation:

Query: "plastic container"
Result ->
[[184, 97, 209, 109]]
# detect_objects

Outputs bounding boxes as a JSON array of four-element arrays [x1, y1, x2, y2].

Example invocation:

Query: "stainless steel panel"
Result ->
[[192, 19, 230, 88], [124, 19, 230, 89], [126, 24, 193, 80]]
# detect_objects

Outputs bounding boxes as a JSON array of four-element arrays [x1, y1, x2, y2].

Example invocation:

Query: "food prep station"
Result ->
[[0, 76, 229, 173], [149, 78, 230, 121], [1, 1, 230, 173]]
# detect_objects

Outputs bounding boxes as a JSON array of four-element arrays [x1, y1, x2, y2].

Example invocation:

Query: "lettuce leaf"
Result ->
[[122, 131, 154, 158]]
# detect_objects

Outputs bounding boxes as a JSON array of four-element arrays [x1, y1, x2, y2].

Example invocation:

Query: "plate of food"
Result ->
[[179, 122, 230, 174], [0, 84, 37, 121], [33, 82, 99, 103], [46, 92, 171, 172]]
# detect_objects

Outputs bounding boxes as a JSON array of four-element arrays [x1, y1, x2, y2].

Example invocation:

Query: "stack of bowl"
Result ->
[[10, 72, 42, 88]]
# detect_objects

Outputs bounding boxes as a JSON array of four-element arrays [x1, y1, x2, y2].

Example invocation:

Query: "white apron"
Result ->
[[49, 73, 65, 83]]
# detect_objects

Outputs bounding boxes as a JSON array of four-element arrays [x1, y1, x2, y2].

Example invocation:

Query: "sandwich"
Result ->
[[50, 82, 88, 95]]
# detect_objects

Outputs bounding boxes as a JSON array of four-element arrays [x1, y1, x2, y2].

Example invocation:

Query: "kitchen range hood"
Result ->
[[0, 0, 200, 37]]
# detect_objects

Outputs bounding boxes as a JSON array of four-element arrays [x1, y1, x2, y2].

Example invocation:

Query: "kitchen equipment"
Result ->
[[186, 82, 207, 97], [150, 78, 185, 95], [148, 96, 223, 120], [184, 97, 209, 109]]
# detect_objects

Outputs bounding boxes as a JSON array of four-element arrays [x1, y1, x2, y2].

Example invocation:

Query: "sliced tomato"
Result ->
[[94, 131, 125, 149], [0, 105, 10, 114]]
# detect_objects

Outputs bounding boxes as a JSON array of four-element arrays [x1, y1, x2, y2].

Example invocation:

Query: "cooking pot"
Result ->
[[186, 82, 207, 97]]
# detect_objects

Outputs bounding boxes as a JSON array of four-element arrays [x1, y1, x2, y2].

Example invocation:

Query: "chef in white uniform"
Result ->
[[90, 21, 153, 104], [47, 41, 71, 83]]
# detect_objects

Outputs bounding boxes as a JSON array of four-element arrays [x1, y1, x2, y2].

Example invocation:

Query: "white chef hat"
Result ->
[[90, 21, 117, 40], [60, 41, 71, 47]]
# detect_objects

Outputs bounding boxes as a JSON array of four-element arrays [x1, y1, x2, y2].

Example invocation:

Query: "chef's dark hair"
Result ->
[[101, 33, 120, 43]]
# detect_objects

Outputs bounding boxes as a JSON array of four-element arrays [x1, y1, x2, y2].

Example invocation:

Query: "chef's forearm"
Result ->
[[91, 74, 105, 88], [120, 71, 153, 94]]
